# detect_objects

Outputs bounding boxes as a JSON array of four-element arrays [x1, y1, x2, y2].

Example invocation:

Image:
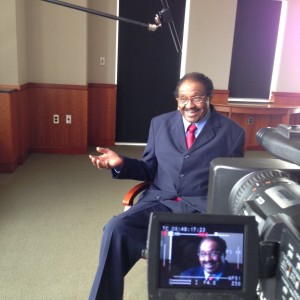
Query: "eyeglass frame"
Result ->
[[176, 95, 207, 105], [198, 251, 221, 259]]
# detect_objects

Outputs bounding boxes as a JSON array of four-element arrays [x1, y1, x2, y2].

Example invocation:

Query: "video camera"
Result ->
[[146, 124, 300, 300]]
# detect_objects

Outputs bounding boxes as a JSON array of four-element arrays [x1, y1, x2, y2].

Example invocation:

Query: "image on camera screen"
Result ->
[[158, 222, 244, 290]]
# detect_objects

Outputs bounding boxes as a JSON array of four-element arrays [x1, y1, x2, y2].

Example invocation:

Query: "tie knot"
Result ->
[[188, 123, 197, 133], [186, 124, 197, 149]]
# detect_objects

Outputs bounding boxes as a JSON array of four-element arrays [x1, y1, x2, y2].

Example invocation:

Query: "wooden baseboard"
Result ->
[[0, 162, 18, 173], [244, 145, 265, 151], [88, 139, 115, 147], [30, 147, 87, 154]]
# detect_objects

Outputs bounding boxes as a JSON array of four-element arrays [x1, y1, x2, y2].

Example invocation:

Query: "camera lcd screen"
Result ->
[[147, 213, 259, 300], [158, 222, 244, 290]]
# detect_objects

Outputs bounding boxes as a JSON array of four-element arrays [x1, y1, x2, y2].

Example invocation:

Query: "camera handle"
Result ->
[[259, 241, 279, 278]]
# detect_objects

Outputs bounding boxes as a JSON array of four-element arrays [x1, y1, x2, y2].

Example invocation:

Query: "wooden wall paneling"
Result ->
[[88, 84, 117, 147], [30, 84, 88, 154], [214, 104, 300, 150], [17, 86, 31, 165], [231, 113, 283, 149], [289, 114, 300, 125], [0, 82, 116, 172], [229, 113, 259, 149], [29, 85, 49, 148], [271, 92, 300, 106], [0, 90, 19, 172], [211, 90, 229, 105], [270, 92, 300, 125]]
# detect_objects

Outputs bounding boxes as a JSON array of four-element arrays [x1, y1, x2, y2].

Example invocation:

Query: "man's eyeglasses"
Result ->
[[198, 251, 221, 259], [176, 95, 207, 105]]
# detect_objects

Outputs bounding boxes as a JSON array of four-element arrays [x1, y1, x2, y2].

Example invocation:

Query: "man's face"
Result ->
[[177, 80, 209, 123], [198, 239, 223, 274]]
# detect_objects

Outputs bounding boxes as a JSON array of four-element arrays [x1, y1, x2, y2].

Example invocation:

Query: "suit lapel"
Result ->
[[190, 107, 221, 151], [169, 106, 221, 152], [170, 112, 187, 151]]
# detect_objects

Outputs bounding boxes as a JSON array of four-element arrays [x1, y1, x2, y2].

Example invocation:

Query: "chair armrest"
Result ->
[[122, 182, 150, 207]]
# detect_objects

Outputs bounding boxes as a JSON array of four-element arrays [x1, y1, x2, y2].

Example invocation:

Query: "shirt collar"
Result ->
[[204, 268, 223, 281], [182, 108, 211, 135], [203, 261, 225, 281]]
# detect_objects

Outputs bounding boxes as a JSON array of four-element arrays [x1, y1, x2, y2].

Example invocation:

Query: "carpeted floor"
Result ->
[[0, 146, 273, 300], [0, 146, 147, 300]]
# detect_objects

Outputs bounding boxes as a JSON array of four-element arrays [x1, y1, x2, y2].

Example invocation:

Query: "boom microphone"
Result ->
[[160, 0, 182, 53]]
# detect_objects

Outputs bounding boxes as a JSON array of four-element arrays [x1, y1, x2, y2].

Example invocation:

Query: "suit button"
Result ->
[[179, 174, 184, 178], [184, 155, 189, 159], [156, 196, 161, 200]]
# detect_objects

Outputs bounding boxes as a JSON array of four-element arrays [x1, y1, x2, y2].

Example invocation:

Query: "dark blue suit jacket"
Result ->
[[114, 105, 245, 213], [180, 260, 242, 288]]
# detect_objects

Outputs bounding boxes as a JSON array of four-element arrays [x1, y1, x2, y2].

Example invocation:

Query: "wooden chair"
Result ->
[[122, 181, 150, 211]]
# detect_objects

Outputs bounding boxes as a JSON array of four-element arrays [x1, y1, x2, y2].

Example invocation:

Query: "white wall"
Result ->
[[0, 0, 299, 93], [273, 0, 300, 93], [25, 0, 88, 85], [87, 0, 117, 84], [183, 0, 238, 89], [0, 0, 19, 85], [183, 0, 300, 93]]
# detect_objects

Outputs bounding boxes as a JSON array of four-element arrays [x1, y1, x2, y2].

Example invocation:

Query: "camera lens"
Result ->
[[229, 169, 300, 217]]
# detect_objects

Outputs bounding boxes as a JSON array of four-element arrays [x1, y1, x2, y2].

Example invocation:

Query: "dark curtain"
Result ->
[[229, 0, 282, 99], [116, 0, 186, 143]]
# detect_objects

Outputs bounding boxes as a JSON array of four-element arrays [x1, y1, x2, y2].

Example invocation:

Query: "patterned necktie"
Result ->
[[186, 123, 197, 149]]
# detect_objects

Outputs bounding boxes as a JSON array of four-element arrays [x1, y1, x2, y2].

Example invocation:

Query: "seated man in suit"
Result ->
[[180, 236, 242, 288], [88, 72, 245, 300]]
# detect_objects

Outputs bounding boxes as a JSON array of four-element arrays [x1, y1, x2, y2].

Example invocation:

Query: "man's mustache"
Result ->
[[183, 108, 200, 112]]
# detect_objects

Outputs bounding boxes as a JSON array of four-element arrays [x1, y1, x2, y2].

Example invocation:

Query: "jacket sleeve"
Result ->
[[112, 119, 158, 181]]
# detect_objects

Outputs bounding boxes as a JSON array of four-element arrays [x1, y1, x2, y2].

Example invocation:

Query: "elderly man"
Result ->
[[180, 236, 242, 287], [88, 72, 245, 300]]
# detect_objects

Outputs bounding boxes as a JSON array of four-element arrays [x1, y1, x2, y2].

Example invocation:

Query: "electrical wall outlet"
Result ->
[[248, 117, 254, 124], [100, 56, 105, 65], [66, 115, 72, 124], [53, 114, 59, 124]]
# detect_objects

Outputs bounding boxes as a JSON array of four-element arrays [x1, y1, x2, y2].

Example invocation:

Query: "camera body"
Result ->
[[207, 125, 300, 299], [146, 125, 300, 300]]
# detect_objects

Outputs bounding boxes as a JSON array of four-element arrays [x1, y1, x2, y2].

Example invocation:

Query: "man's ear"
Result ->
[[220, 254, 226, 263]]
